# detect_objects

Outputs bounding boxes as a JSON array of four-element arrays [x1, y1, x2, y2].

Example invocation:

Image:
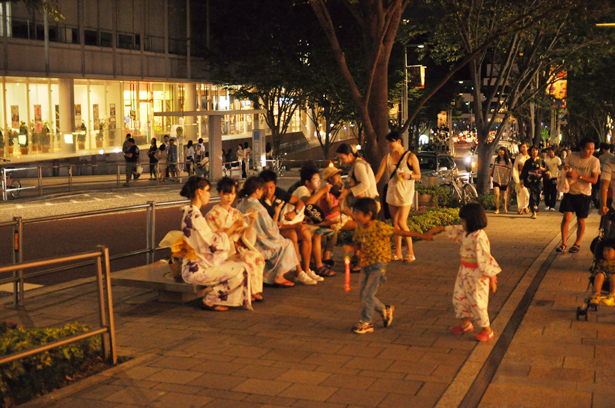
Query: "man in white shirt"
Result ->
[[543, 146, 561, 211], [558, 138, 601, 253]]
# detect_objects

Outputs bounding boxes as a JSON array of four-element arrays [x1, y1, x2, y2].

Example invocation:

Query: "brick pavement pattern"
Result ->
[[5, 209, 609, 408]]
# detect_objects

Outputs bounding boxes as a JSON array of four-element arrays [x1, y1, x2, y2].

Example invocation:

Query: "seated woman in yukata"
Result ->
[[178, 176, 264, 311], [205, 177, 265, 302], [236, 176, 299, 287]]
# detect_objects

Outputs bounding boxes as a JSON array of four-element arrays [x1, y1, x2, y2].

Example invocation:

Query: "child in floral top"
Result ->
[[344, 198, 435, 334], [431, 203, 501, 341], [590, 239, 615, 307]]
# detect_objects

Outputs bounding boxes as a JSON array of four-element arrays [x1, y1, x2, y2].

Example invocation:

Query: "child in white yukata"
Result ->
[[432, 202, 501, 341]]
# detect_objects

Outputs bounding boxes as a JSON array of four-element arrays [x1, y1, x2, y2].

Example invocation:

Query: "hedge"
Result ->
[[406, 207, 460, 233], [1, 322, 102, 407]]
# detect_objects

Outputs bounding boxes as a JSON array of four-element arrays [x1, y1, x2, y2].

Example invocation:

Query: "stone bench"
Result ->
[[111, 261, 209, 303]]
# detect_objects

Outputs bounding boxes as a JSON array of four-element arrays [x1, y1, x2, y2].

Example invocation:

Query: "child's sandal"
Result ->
[[556, 244, 567, 253], [569, 244, 581, 253]]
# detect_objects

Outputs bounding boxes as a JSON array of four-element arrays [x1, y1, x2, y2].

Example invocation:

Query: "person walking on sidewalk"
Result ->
[[431, 203, 501, 342], [520, 146, 547, 219], [123, 137, 140, 187], [557, 137, 600, 253], [513, 143, 531, 214], [344, 198, 434, 334], [490, 146, 512, 214], [543, 146, 561, 211]]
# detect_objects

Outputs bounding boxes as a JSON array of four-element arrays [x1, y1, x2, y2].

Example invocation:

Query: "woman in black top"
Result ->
[[520, 146, 547, 219], [147, 138, 158, 180]]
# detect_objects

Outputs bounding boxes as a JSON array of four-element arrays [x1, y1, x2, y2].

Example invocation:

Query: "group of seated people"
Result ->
[[176, 162, 359, 311]]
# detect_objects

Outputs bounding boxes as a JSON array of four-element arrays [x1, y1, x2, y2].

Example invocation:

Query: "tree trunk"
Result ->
[[475, 140, 497, 195], [518, 120, 526, 142], [534, 106, 543, 147], [272, 128, 282, 155], [364, 56, 390, 170]]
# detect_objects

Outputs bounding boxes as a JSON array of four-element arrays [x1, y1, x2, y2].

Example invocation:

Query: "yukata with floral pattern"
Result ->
[[205, 204, 265, 291], [445, 225, 501, 327], [180, 205, 256, 310], [236, 197, 298, 285]]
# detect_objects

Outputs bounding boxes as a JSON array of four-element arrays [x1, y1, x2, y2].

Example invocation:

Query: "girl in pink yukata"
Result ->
[[432, 202, 501, 341]]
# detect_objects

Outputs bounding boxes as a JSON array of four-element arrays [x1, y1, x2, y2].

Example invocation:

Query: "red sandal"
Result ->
[[451, 322, 474, 334]]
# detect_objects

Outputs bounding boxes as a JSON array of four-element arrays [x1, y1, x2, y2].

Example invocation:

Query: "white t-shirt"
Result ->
[[600, 152, 614, 168], [293, 186, 312, 201], [544, 156, 561, 179], [601, 157, 615, 192], [564, 152, 601, 196]]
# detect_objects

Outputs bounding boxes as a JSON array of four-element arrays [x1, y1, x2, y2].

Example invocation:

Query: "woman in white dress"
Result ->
[[512, 142, 530, 214], [375, 131, 422, 262], [206, 177, 265, 302]]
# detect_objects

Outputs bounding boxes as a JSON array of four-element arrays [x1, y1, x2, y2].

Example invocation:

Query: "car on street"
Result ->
[[464, 139, 520, 181], [416, 151, 471, 185]]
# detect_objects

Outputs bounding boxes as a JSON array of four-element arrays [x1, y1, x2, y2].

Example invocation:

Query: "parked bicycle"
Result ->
[[265, 155, 285, 177], [1, 158, 21, 198], [441, 170, 478, 205]]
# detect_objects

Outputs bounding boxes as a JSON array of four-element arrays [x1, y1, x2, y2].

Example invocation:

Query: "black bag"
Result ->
[[382, 151, 411, 220], [304, 204, 326, 224]]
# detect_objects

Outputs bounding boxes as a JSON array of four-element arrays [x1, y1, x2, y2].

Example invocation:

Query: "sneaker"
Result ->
[[306, 269, 324, 282], [545, 206, 550, 211], [383, 305, 395, 328], [590, 293, 601, 305], [352, 321, 374, 334], [550, 207, 556, 211], [295, 271, 317, 285], [134, 173, 141, 180], [602, 295, 615, 307]]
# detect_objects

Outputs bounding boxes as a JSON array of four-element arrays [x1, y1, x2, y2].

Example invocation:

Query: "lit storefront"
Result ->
[[0, 79, 297, 159]]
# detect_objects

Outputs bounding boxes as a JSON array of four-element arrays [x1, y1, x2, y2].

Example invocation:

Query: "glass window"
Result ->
[[100, 31, 112, 47], [84, 30, 97, 46], [118, 34, 133, 49]]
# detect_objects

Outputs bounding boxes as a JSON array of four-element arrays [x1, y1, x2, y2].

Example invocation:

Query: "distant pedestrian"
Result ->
[[432, 203, 501, 342], [520, 146, 546, 219], [185, 140, 195, 176], [513, 143, 530, 214], [147, 138, 158, 180], [122, 133, 131, 154], [557, 138, 601, 253], [543, 146, 561, 211], [490, 147, 512, 214], [123, 137, 140, 186], [156, 144, 168, 181], [344, 198, 434, 334], [167, 138, 179, 181]]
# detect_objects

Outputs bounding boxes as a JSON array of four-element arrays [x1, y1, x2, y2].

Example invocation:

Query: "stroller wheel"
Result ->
[[590, 303, 598, 311], [577, 305, 589, 321]]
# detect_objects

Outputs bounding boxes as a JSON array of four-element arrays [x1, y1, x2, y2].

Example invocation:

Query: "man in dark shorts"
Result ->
[[558, 137, 600, 253], [123, 137, 140, 187]]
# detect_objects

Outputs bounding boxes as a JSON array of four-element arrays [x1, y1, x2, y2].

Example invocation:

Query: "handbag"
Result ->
[[382, 151, 411, 219], [279, 202, 306, 225]]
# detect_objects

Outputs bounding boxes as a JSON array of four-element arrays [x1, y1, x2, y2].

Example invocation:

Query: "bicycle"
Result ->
[[0, 158, 21, 198], [265, 155, 285, 177], [441, 170, 478, 205]]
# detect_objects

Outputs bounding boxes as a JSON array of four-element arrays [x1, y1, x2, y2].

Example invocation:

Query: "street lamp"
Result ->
[[402, 44, 425, 149]]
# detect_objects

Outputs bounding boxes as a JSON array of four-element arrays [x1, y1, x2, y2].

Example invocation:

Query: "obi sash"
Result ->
[[461, 257, 479, 268]]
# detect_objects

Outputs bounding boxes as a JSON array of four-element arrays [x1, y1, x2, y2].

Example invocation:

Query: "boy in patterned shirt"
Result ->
[[344, 198, 435, 334]]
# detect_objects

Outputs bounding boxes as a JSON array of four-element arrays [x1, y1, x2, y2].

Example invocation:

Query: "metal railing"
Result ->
[[1, 196, 223, 307], [0, 247, 117, 365]]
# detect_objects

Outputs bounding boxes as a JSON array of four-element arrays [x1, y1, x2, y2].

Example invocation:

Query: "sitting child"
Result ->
[[591, 238, 615, 306]]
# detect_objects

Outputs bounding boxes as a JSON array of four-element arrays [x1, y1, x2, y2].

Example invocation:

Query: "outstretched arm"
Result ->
[[393, 229, 433, 241]]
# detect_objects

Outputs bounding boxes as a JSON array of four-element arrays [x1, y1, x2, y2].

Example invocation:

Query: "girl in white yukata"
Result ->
[[236, 176, 299, 287], [178, 176, 262, 311], [206, 177, 265, 302], [433, 203, 501, 341]]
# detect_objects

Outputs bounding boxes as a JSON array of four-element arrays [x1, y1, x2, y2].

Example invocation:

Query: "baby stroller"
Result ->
[[576, 212, 615, 320]]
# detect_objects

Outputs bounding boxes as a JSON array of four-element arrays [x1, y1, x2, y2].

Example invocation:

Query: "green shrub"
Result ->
[[406, 207, 460, 233], [477, 193, 497, 210], [416, 185, 451, 208], [0, 322, 101, 406]]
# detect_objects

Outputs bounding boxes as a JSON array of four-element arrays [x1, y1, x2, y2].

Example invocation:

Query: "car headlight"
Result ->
[[471, 162, 476, 168], [465, 157, 471, 164]]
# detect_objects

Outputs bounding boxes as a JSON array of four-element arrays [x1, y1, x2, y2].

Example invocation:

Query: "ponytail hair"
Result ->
[[180, 176, 210, 200], [336, 142, 358, 157], [238, 176, 265, 199]]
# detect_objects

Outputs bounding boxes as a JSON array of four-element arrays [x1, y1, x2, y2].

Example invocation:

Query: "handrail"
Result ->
[[0, 247, 117, 365]]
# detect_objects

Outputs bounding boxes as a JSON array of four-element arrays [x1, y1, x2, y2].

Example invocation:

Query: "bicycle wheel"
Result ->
[[440, 183, 460, 205], [462, 183, 478, 204], [10, 179, 21, 198]]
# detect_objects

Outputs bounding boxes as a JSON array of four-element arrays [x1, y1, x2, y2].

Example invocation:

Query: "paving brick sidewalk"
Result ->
[[479, 214, 615, 408], [2, 209, 590, 408]]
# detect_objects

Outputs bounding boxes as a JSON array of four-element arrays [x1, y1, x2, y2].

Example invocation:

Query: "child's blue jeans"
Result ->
[[359, 262, 387, 323]]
